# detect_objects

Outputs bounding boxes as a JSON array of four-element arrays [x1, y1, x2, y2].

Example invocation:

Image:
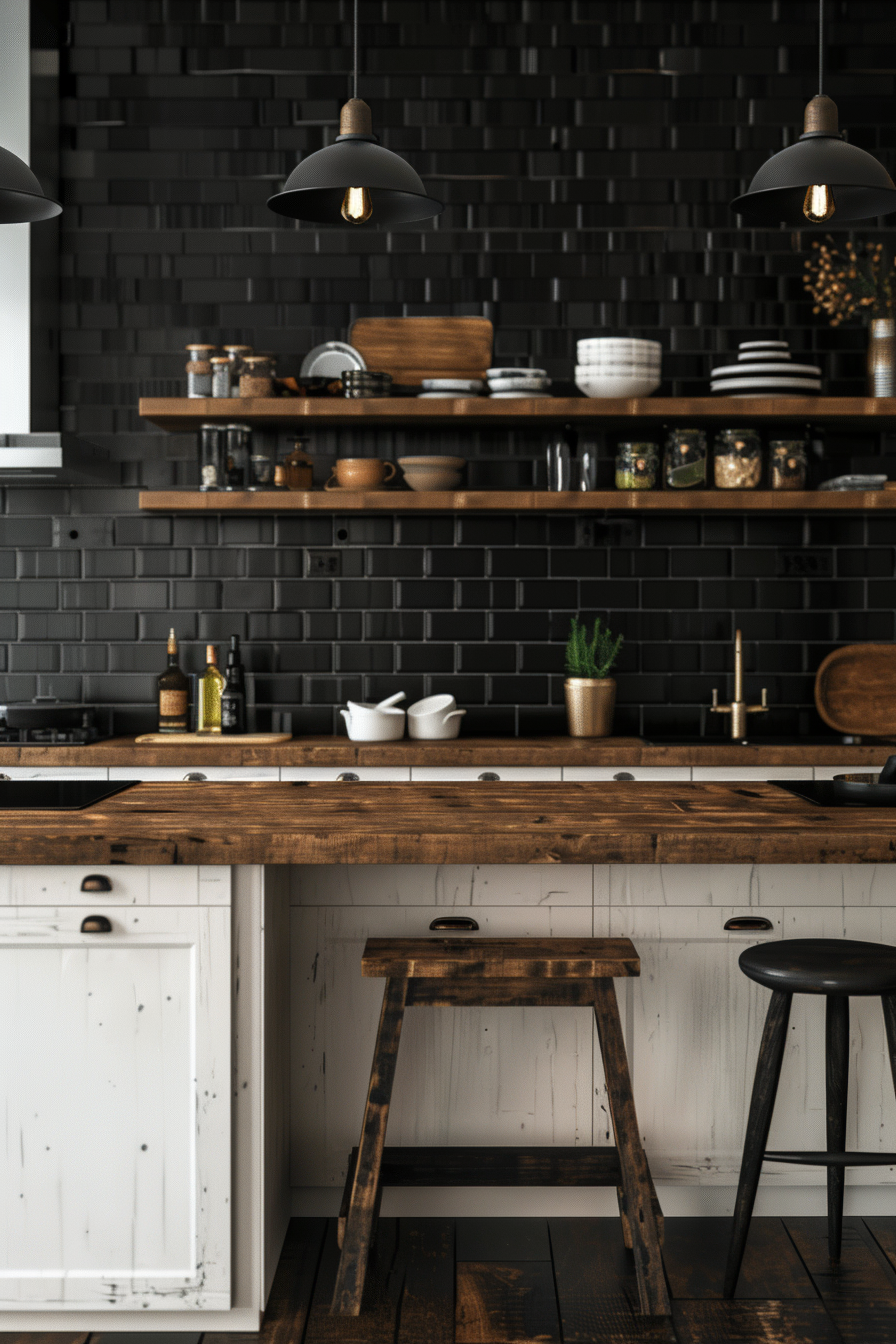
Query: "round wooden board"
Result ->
[[815, 644, 896, 735]]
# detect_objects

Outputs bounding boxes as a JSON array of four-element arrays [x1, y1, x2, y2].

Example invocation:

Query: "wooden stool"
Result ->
[[331, 936, 669, 1318], [725, 937, 896, 1297]]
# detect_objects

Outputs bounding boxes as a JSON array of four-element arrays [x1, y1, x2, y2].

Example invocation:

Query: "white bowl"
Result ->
[[488, 376, 551, 392], [340, 700, 406, 741], [486, 367, 548, 379], [576, 373, 661, 398], [577, 338, 661, 357], [407, 694, 466, 740], [398, 456, 466, 491], [575, 361, 660, 374]]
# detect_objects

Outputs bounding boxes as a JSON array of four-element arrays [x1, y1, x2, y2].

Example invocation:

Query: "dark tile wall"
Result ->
[[9, 0, 896, 735]]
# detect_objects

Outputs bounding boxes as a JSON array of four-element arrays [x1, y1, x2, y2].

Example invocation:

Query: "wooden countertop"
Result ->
[[3, 780, 895, 866], [1, 736, 891, 768]]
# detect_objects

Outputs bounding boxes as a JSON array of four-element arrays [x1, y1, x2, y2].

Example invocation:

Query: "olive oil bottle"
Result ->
[[196, 644, 226, 734], [157, 628, 189, 733]]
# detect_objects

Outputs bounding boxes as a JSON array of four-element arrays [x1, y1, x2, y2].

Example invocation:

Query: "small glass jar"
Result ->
[[663, 428, 707, 488], [198, 423, 224, 491], [185, 343, 216, 397], [770, 440, 808, 490], [239, 354, 275, 398], [223, 344, 252, 381], [224, 423, 251, 489], [615, 442, 658, 490], [210, 355, 232, 398], [713, 428, 763, 489], [248, 451, 274, 490]]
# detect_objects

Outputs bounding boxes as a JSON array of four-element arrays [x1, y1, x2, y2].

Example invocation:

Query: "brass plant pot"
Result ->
[[564, 677, 616, 738], [868, 317, 896, 398]]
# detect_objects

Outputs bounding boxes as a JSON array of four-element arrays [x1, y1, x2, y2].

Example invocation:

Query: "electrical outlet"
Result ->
[[777, 548, 833, 579], [52, 517, 113, 549], [306, 548, 342, 577]]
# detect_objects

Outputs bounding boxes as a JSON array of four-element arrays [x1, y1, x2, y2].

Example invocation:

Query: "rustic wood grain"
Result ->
[[456, 1218, 551, 1262], [204, 1218, 325, 1344], [362, 936, 640, 980], [0, 1335, 90, 1344], [593, 979, 670, 1318], [404, 978, 621, 1007], [662, 1217, 816, 1300], [346, 1145, 623, 1188], [307, 1218, 403, 1344], [784, 1217, 896, 1344], [863, 1216, 896, 1278], [349, 316, 493, 383], [332, 979, 408, 1316], [395, 1218, 454, 1344], [672, 1299, 843, 1343], [455, 1260, 561, 1343], [815, 645, 896, 736], [549, 1218, 677, 1343], [1, 780, 895, 865]]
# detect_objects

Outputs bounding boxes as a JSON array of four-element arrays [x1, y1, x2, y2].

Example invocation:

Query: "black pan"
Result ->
[[832, 754, 896, 804]]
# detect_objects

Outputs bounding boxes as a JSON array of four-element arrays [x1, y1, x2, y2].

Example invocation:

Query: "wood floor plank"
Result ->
[[0, 1336, 90, 1344], [456, 1218, 551, 1262], [305, 1218, 403, 1344], [395, 1219, 454, 1344], [785, 1215, 896, 1343], [455, 1261, 560, 1344], [673, 1300, 842, 1343], [662, 1217, 816, 1300], [548, 1219, 676, 1343], [863, 1215, 896, 1275], [203, 1219, 325, 1344]]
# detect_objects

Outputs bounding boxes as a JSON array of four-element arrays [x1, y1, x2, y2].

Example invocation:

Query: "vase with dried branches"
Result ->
[[803, 237, 896, 396]]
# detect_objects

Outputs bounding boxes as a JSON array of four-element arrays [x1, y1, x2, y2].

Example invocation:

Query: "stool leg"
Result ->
[[724, 989, 791, 1298], [331, 976, 407, 1316], [593, 978, 670, 1317], [825, 995, 849, 1263]]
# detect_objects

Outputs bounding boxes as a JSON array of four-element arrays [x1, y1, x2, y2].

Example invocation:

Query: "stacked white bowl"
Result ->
[[575, 338, 662, 398]]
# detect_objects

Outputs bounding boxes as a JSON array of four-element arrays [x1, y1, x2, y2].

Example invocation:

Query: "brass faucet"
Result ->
[[710, 629, 769, 740]]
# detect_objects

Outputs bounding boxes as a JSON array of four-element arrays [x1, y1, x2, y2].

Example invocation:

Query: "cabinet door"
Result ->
[[692, 765, 812, 781], [409, 766, 562, 781], [281, 766, 411, 781], [0, 905, 230, 1310], [109, 765, 278, 781], [562, 766, 690, 781]]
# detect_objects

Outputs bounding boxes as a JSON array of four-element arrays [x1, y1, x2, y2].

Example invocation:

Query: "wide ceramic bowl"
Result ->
[[340, 701, 406, 742], [407, 694, 466, 740], [398, 456, 466, 491], [576, 372, 661, 398]]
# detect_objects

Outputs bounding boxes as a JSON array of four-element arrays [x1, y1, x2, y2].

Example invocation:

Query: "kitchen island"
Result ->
[[1, 779, 896, 1332]]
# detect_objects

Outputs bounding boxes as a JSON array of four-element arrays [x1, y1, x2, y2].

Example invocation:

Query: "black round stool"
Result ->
[[725, 937, 896, 1297]]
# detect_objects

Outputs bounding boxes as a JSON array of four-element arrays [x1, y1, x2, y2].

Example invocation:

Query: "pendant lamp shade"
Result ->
[[0, 145, 61, 224]]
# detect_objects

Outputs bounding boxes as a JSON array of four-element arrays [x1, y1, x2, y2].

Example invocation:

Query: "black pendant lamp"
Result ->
[[268, 0, 442, 227], [731, 0, 896, 227], [0, 144, 61, 224]]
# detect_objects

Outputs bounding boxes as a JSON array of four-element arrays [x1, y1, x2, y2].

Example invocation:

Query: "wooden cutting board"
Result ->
[[814, 644, 896, 736], [348, 316, 493, 385], [135, 732, 292, 744]]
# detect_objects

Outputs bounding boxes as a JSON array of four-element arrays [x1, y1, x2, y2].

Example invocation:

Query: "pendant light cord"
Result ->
[[818, 0, 824, 95], [353, 0, 359, 100]]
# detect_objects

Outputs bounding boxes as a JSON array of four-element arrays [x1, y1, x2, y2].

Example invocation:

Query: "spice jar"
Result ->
[[198, 423, 224, 491], [223, 344, 252, 381], [713, 428, 762, 489], [248, 450, 274, 490], [281, 439, 314, 490], [770, 440, 808, 490], [239, 354, 275, 398], [223, 423, 251, 489], [615, 442, 658, 490], [185, 343, 216, 398], [210, 355, 232, 399], [664, 428, 707, 488]]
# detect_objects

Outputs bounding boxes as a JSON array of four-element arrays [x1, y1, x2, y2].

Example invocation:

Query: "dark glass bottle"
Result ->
[[157, 628, 190, 733], [221, 634, 246, 735]]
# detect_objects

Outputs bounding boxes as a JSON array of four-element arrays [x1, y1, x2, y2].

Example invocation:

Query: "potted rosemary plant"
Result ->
[[564, 616, 623, 738]]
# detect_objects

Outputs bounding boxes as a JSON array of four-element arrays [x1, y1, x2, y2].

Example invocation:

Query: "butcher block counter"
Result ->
[[2, 778, 895, 865]]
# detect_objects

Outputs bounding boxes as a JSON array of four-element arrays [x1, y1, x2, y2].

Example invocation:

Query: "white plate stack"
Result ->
[[710, 341, 822, 397], [417, 378, 484, 399], [486, 367, 552, 398], [575, 338, 661, 397]]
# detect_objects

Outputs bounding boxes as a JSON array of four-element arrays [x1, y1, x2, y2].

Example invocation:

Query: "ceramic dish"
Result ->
[[407, 694, 466, 740], [712, 362, 821, 378], [487, 376, 551, 392], [398, 455, 466, 490], [340, 692, 406, 742], [709, 377, 821, 394], [416, 390, 480, 399], [577, 338, 661, 356], [486, 367, 548, 379], [489, 389, 553, 398], [576, 374, 660, 397], [300, 341, 367, 379], [421, 378, 484, 392]]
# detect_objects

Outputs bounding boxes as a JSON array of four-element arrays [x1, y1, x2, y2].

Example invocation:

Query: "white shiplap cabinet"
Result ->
[[0, 904, 231, 1310]]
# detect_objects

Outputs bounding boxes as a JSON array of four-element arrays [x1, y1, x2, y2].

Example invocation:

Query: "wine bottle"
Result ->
[[157, 627, 189, 733], [221, 634, 246, 735], [196, 644, 225, 734]]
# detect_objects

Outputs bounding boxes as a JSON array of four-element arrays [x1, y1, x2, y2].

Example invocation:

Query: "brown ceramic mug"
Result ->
[[325, 458, 396, 491]]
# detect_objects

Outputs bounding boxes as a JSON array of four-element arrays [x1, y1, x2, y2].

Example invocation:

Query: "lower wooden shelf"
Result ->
[[138, 488, 896, 512]]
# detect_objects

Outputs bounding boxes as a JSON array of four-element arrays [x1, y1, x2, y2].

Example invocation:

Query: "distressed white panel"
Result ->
[[562, 766, 691, 781], [692, 766, 813, 781], [0, 905, 230, 1309], [290, 904, 593, 1192], [608, 864, 755, 908], [288, 863, 593, 907], [197, 866, 232, 906], [8, 864, 150, 905], [0, 767, 108, 780], [606, 864, 887, 909], [813, 764, 886, 780], [108, 766, 278, 781], [280, 767, 410, 781], [752, 865, 896, 908], [409, 767, 562, 781]]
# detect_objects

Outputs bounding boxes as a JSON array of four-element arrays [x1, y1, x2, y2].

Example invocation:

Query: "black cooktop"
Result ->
[[0, 780, 140, 810], [770, 780, 896, 808]]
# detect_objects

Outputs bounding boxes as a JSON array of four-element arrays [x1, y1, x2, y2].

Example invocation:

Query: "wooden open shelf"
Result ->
[[139, 488, 896, 512], [139, 395, 896, 430]]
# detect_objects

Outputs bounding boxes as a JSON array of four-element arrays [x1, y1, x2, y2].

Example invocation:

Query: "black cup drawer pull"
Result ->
[[613, 772, 636, 782], [80, 874, 112, 893], [724, 916, 773, 933], [80, 914, 112, 934], [478, 772, 500, 782], [337, 772, 360, 782], [183, 772, 207, 782], [429, 916, 479, 932]]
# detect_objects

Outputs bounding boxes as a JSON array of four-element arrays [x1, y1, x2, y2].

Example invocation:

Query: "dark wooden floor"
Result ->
[[15, 1214, 896, 1343]]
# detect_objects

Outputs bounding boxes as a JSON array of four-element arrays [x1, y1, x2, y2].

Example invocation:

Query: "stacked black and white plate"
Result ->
[[710, 341, 822, 397], [486, 367, 552, 398]]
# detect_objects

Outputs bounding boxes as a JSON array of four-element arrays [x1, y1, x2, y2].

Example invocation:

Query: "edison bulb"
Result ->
[[803, 183, 836, 223], [341, 186, 373, 223]]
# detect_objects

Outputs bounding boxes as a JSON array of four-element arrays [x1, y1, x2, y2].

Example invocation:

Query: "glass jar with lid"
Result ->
[[224, 423, 251, 489], [239, 354, 275, 398], [615, 442, 659, 490], [663, 428, 707, 488], [210, 355, 232, 398], [713, 428, 763, 489], [223, 344, 252, 381], [770, 440, 808, 490], [185, 343, 216, 397], [198, 424, 224, 490]]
